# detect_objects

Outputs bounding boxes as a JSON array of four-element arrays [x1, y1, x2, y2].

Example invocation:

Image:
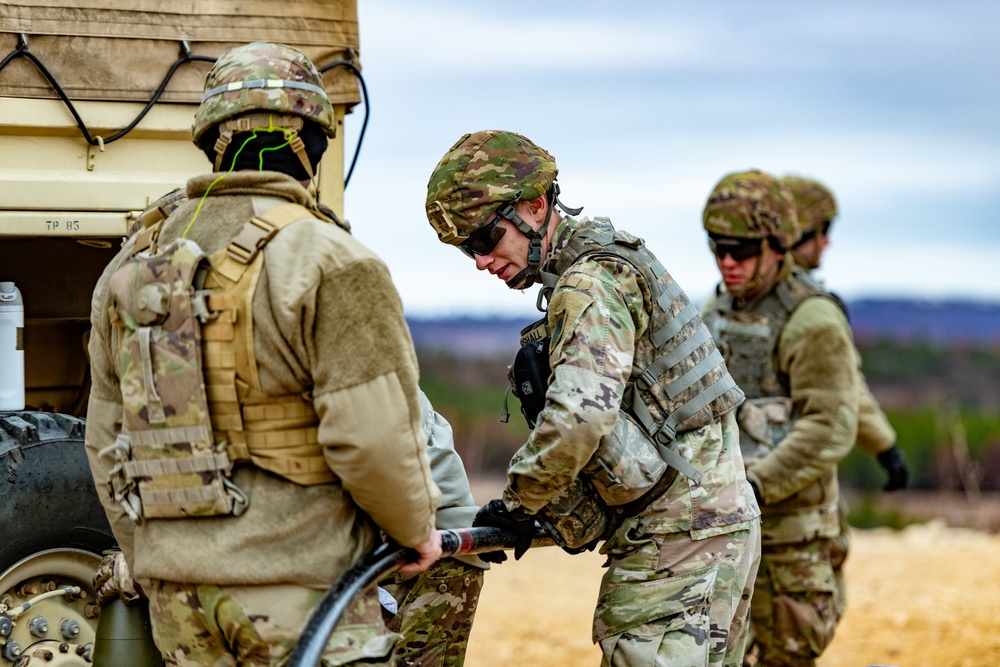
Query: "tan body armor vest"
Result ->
[[701, 266, 827, 464], [107, 203, 333, 522], [702, 266, 846, 543]]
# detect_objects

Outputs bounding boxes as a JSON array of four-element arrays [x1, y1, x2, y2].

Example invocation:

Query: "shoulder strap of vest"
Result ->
[[125, 187, 188, 258], [212, 202, 316, 283]]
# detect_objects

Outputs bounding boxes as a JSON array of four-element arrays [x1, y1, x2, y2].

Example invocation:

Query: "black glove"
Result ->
[[748, 480, 763, 504], [473, 499, 536, 563], [877, 444, 908, 491], [561, 539, 599, 556]]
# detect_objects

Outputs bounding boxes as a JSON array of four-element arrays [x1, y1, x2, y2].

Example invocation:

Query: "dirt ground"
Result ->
[[465, 485, 1000, 667]]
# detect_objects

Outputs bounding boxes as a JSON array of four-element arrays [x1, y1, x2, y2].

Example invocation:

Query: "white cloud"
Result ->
[[358, 2, 704, 76], [342, 0, 1000, 317]]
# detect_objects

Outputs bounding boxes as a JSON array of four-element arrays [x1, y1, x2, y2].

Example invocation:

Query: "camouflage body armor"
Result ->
[[520, 217, 745, 546], [107, 203, 333, 521], [702, 265, 842, 540]]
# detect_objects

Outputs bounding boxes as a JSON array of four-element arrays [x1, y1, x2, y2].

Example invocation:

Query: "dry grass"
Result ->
[[464, 492, 1000, 667]]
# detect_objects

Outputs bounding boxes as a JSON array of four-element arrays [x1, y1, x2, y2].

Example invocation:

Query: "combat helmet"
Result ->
[[780, 175, 837, 238], [192, 42, 336, 177], [702, 169, 799, 251], [426, 130, 578, 289]]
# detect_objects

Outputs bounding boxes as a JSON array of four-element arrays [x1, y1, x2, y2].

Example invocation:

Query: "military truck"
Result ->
[[0, 3, 362, 663]]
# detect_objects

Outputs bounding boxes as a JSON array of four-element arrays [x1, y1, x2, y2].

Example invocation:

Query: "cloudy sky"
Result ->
[[338, 0, 998, 318]]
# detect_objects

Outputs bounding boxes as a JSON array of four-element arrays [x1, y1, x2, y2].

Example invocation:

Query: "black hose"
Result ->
[[285, 526, 553, 667], [288, 542, 411, 667]]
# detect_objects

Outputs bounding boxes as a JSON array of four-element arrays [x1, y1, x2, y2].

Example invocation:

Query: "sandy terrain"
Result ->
[[463, 519, 1000, 667]]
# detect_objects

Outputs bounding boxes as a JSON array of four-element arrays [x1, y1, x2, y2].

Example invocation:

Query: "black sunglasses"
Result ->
[[709, 237, 764, 262], [792, 220, 833, 249], [459, 212, 507, 258]]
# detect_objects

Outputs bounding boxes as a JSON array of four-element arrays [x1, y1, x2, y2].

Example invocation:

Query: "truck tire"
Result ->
[[0, 411, 116, 665]]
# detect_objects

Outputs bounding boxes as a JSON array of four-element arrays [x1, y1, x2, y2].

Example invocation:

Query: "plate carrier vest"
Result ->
[[521, 217, 745, 547], [701, 266, 827, 465], [107, 202, 334, 522]]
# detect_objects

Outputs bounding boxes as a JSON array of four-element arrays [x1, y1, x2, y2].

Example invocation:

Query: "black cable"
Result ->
[[106, 52, 216, 143], [0, 39, 369, 189], [0, 38, 217, 147], [320, 59, 369, 188]]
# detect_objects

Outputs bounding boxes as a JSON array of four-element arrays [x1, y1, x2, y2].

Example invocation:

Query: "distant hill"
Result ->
[[847, 299, 1000, 345], [408, 298, 1000, 356], [407, 316, 532, 357]]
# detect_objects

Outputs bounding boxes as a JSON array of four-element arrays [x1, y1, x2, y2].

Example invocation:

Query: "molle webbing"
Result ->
[[543, 219, 743, 475], [109, 238, 248, 520], [706, 267, 826, 399], [202, 202, 334, 486]]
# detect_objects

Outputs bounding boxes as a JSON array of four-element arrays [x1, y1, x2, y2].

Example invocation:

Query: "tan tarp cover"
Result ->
[[0, 0, 360, 105]]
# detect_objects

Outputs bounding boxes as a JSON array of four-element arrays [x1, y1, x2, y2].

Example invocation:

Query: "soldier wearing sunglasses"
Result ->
[[700, 170, 863, 667], [425, 129, 761, 667], [780, 174, 909, 627]]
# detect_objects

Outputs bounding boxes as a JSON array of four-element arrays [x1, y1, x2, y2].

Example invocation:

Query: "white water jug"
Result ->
[[0, 282, 25, 411]]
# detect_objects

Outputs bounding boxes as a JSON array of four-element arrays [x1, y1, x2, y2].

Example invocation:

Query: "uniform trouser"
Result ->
[[593, 519, 761, 667], [744, 537, 842, 667], [830, 497, 851, 619], [378, 558, 485, 667], [148, 580, 396, 666]]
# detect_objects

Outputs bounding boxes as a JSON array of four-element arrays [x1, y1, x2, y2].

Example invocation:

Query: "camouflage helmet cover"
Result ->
[[425, 130, 558, 245], [779, 175, 838, 236], [191, 42, 336, 144], [702, 169, 800, 250]]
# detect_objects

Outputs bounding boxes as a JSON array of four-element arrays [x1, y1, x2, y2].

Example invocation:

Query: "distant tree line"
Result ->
[[417, 337, 1000, 493]]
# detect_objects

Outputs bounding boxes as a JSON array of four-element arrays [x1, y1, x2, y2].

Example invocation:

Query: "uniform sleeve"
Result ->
[[309, 257, 440, 548], [746, 296, 860, 503], [417, 389, 478, 528], [503, 258, 648, 513], [84, 258, 138, 565], [854, 356, 896, 456], [417, 390, 490, 569]]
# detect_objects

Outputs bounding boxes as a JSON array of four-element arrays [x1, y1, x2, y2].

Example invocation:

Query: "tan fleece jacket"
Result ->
[[86, 171, 440, 587], [747, 296, 861, 508], [854, 358, 896, 455]]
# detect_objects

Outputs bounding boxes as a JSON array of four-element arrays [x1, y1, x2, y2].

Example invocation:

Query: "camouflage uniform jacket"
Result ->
[[702, 262, 860, 544], [503, 216, 758, 539], [86, 171, 440, 586]]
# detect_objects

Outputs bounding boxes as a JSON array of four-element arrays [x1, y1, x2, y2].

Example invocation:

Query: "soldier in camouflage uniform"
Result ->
[[124, 188, 489, 667], [85, 42, 443, 666], [780, 175, 908, 620], [699, 170, 863, 667], [424, 129, 762, 667]]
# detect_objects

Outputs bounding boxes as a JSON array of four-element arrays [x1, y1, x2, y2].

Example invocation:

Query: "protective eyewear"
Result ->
[[709, 237, 763, 262], [458, 213, 507, 258], [792, 220, 833, 249]]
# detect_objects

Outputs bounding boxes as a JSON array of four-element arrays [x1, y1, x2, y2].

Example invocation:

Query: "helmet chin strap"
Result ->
[[213, 114, 314, 178], [504, 185, 583, 290], [503, 202, 545, 290]]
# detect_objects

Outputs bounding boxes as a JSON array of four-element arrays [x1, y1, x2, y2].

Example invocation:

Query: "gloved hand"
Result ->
[[877, 444, 909, 491], [472, 499, 536, 564], [93, 552, 145, 606], [748, 480, 763, 505], [561, 539, 599, 556]]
